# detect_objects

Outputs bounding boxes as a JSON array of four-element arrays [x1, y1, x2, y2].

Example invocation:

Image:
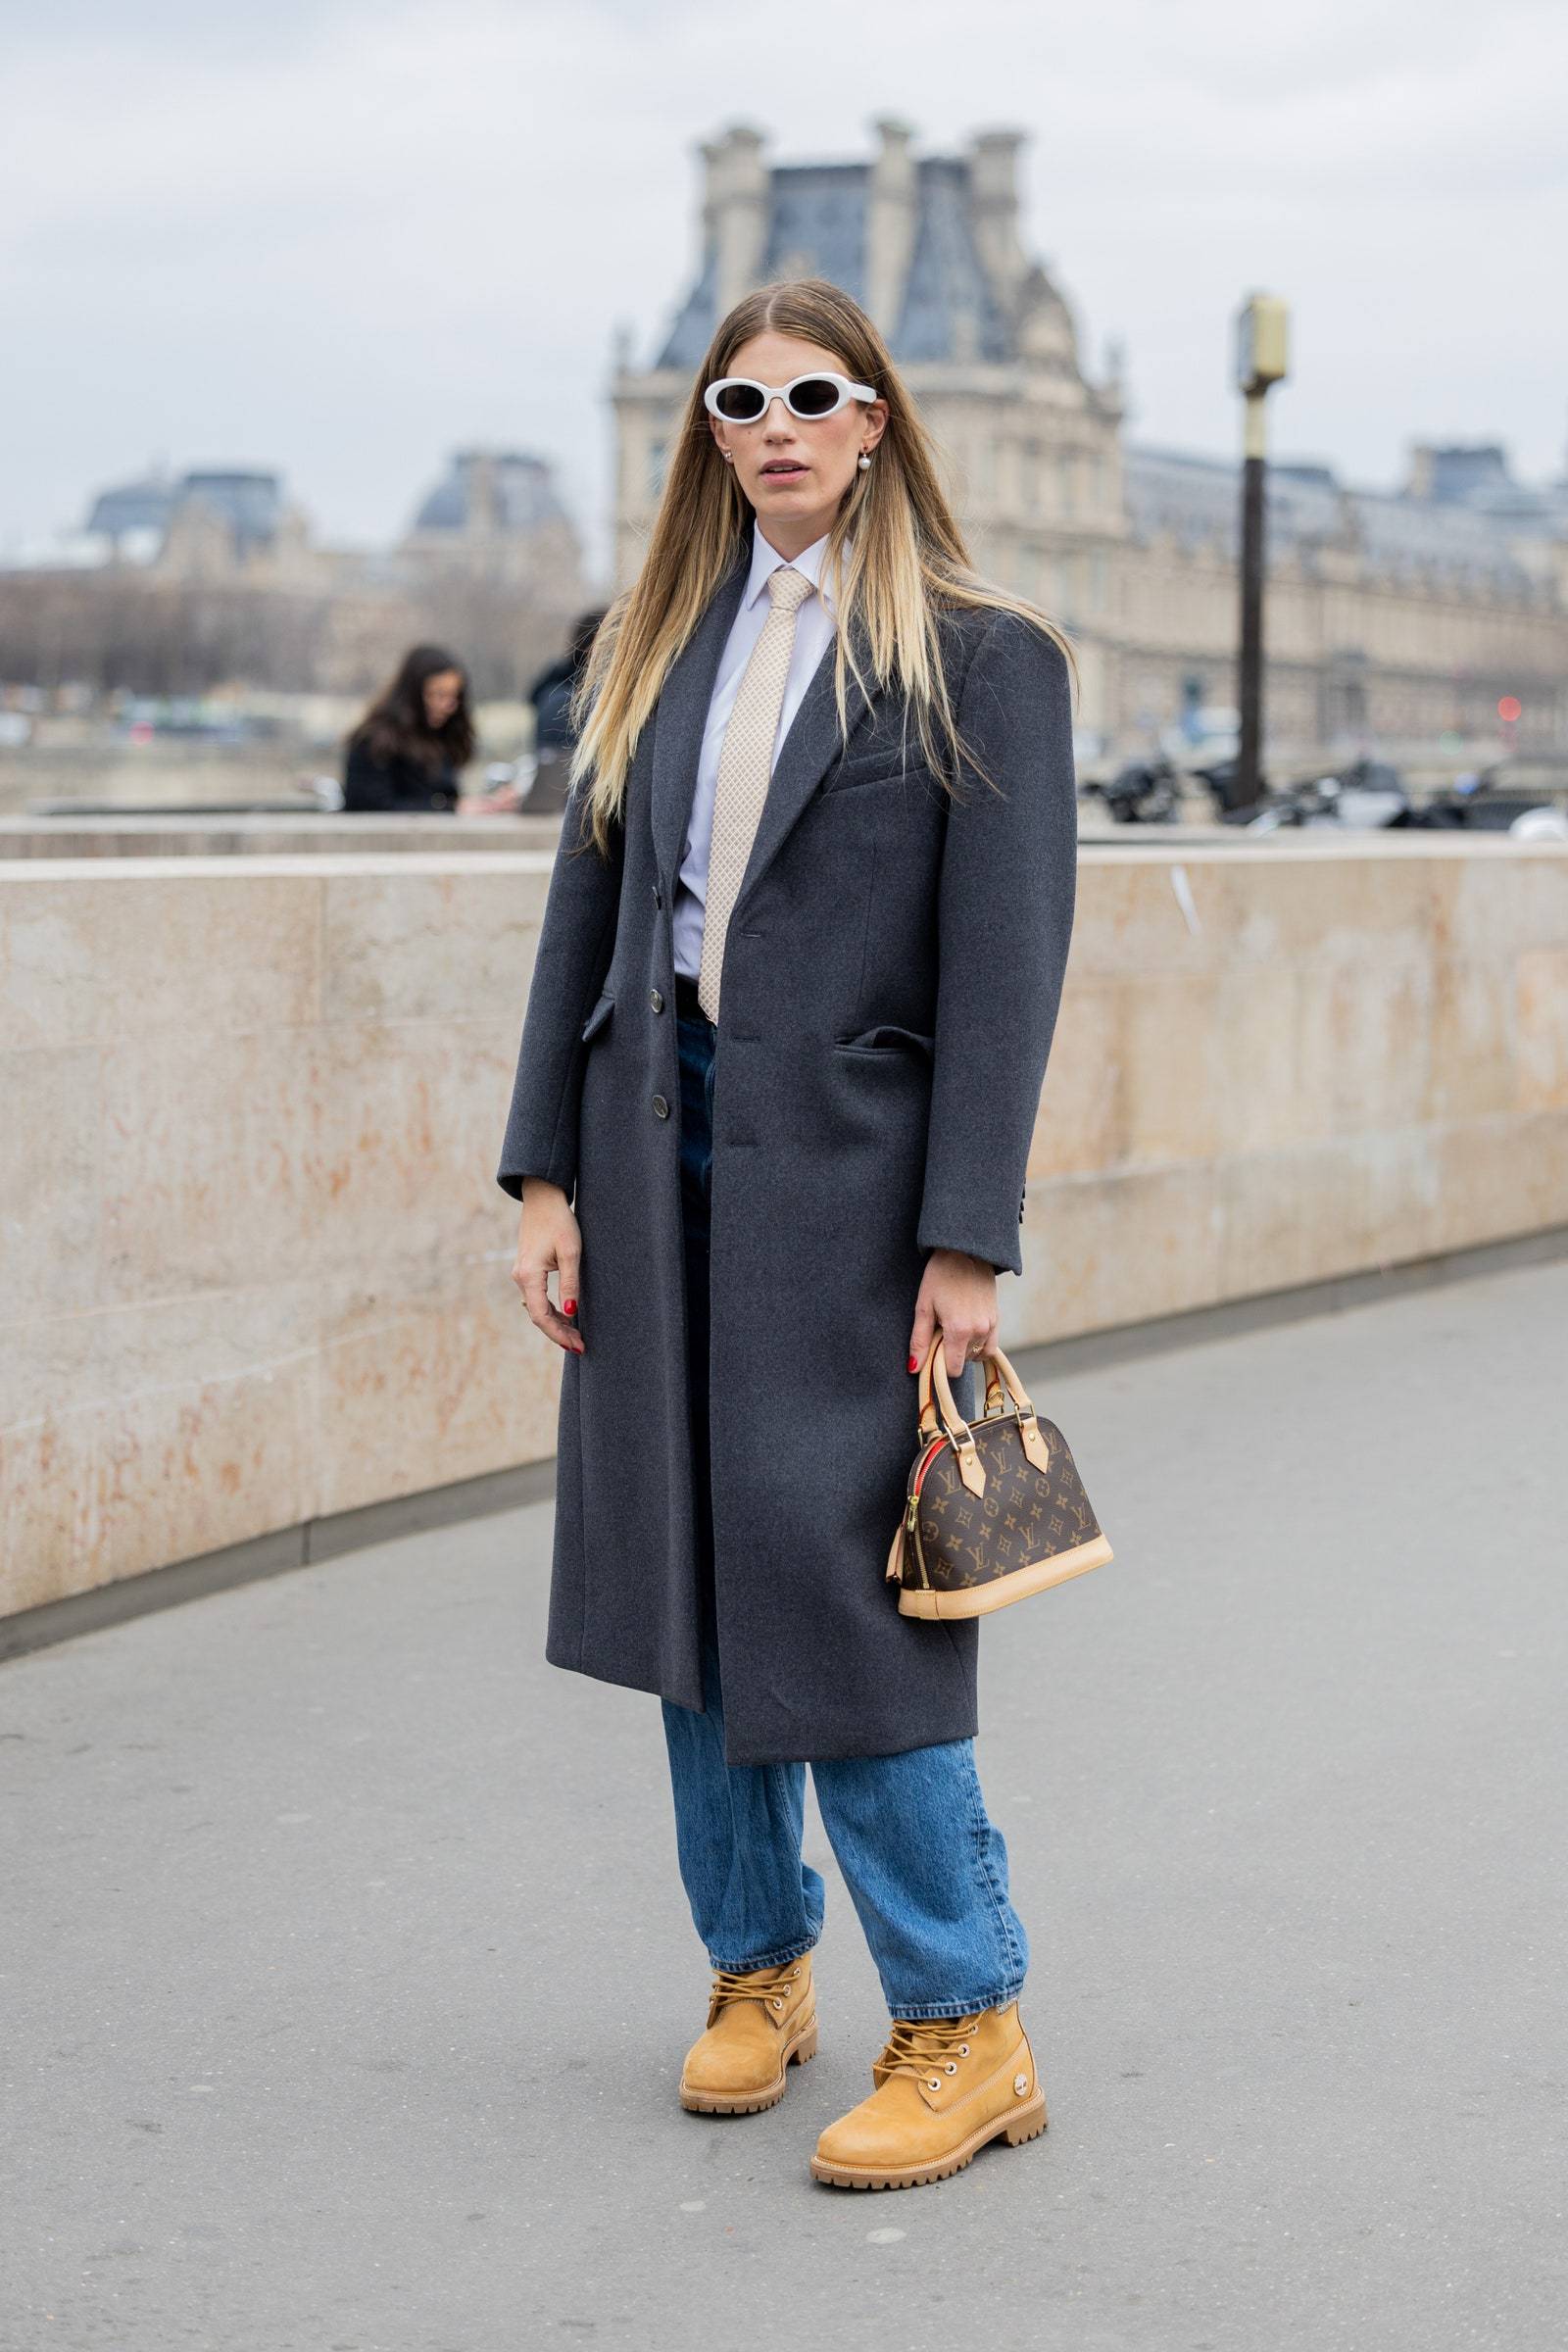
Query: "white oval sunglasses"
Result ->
[[703, 371, 878, 423]]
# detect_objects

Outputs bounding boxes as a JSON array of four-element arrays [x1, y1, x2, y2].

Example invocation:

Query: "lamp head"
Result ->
[[1235, 294, 1290, 396]]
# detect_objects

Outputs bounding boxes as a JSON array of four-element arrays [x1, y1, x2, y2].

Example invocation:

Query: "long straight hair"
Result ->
[[572, 277, 1075, 851]]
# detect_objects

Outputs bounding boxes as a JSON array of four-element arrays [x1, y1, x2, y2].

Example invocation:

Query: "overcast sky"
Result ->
[[5, 0, 1566, 574]]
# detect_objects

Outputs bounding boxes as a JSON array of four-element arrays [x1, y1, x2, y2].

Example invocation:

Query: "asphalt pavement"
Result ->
[[3, 1257, 1564, 2352]]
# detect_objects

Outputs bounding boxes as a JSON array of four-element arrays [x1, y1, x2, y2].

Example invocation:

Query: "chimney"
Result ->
[[866, 117, 918, 336], [702, 123, 768, 317], [968, 127, 1028, 306]]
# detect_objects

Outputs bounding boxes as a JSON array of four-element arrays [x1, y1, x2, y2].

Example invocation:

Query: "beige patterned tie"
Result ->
[[697, 564, 816, 1019]]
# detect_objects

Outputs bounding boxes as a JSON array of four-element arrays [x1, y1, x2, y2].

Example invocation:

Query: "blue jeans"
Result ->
[[662, 1004, 1029, 2021]]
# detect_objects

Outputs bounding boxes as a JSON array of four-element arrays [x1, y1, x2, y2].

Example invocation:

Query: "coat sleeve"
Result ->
[[915, 612, 1078, 1278], [495, 784, 625, 1201]]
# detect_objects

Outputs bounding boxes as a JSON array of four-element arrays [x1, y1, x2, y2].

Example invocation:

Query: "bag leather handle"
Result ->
[[917, 1329, 994, 1441], [917, 1329, 1053, 1491]]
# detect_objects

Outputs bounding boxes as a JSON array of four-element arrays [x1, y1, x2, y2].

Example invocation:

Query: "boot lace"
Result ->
[[877, 2014, 982, 2091], [709, 1964, 802, 2017]]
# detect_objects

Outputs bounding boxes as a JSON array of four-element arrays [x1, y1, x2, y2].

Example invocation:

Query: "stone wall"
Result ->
[[0, 813, 564, 860], [3, 839, 1565, 1622], [1013, 840, 1568, 1335]]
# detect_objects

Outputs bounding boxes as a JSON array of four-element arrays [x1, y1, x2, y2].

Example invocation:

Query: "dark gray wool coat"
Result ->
[[497, 548, 1078, 1765]]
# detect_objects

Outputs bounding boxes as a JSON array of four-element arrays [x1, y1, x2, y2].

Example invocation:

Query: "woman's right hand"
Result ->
[[513, 1178, 585, 1354]]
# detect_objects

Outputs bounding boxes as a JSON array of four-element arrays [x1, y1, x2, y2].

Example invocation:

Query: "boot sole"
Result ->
[[679, 2016, 818, 2115], [809, 2090, 1048, 2188]]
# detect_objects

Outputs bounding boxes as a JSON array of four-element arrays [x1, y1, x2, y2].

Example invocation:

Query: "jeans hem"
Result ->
[[706, 1931, 820, 1975], [885, 1983, 1026, 2022]]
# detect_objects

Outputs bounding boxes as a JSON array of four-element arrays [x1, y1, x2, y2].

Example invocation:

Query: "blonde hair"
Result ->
[[572, 276, 1076, 851]]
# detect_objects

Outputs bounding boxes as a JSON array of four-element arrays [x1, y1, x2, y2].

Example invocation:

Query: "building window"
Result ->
[[647, 441, 667, 500]]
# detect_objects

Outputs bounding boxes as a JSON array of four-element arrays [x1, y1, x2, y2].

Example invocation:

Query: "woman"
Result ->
[[343, 644, 473, 811], [498, 278, 1079, 2192]]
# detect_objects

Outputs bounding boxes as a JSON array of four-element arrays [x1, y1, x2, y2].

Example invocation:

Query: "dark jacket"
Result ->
[[527, 649, 587, 815], [343, 734, 460, 812], [496, 551, 1078, 1764], [529, 651, 579, 760]]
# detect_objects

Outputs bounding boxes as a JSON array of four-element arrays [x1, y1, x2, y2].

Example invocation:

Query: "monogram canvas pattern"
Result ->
[[697, 564, 816, 1020], [910, 1417, 1102, 1592]]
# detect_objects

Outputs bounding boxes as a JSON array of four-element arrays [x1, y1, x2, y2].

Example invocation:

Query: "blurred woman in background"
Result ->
[[344, 645, 475, 811], [525, 609, 609, 814]]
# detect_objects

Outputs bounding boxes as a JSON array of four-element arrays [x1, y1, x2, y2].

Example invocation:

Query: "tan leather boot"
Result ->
[[810, 2001, 1046, 2188], [679, 1956, 818, 2115]]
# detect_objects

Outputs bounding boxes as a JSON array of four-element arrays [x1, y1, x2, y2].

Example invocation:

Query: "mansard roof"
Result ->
[[412, 451, 568, 535], [655, 153, 1012, 371], [85, 470, 282, 553], [1126, 445, 1554, 595]]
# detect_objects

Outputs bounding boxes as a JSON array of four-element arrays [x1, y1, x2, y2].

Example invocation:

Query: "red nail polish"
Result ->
[[564, 1298, 576, 1316], [907, 1353, 918, 1373]]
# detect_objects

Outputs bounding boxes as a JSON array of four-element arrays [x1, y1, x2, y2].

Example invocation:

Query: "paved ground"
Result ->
[[3, 1259, 1564, 2352]]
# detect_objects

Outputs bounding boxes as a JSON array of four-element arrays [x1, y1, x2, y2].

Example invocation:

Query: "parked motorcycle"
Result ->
[[1084, 755, 1185, 824], [1243, 759, 1568, 838], [1243, 760, 1408, 833]]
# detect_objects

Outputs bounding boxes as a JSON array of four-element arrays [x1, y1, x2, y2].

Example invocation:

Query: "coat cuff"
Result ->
[[917, 1168, 1028, 1278], [496, 1100, 581, 1202], [916, 1214, 1022, 1282], [496, 1160, 571, 1204]]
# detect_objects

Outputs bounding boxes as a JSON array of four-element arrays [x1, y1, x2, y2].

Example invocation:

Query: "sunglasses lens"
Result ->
[[789, 377, 841, 417], [712, 381, 765, 420]]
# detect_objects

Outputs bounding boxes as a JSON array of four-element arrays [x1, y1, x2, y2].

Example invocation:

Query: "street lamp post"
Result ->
[[1233, 293, 1290, 809]]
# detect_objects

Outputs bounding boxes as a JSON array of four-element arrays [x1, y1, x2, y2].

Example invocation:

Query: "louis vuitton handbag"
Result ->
[[885, 1332, 1112, 1618]]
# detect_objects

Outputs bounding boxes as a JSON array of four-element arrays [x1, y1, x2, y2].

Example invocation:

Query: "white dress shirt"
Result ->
[[672, 524, 838, 982]]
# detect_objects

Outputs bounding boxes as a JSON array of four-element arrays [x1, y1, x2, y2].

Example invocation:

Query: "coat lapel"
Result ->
[[650, 549, 750, 892], [732, 608, 878, 924], [649, 547, 884, 915]]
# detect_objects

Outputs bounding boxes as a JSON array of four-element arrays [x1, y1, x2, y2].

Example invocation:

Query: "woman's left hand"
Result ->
[[907, 1250, 999, 1382]]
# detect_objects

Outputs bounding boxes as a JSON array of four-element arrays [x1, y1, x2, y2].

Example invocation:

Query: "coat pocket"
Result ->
[[833, 1023, 935, 1061], [580, 989, 615, 1044], [823, 757, 932, 795]]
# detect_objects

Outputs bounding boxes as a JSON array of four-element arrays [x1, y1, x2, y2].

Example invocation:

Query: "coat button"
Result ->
[[652, 1094, 669, 1119], [650, 988, 664, 1013]]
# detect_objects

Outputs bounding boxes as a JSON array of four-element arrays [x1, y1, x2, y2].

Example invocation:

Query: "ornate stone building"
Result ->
[[1120, 445, 1568, 757], [400, 449, 585, 601], [613, 122, 1568, 762], [36, 450, 588, 698]]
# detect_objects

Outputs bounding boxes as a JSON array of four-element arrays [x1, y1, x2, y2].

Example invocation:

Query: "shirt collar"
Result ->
[[745, 524, 836, 612]]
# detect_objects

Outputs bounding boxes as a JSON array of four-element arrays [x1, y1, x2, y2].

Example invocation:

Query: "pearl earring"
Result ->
[[721, 450, 734, 464], [858, 454, 871, 471]]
